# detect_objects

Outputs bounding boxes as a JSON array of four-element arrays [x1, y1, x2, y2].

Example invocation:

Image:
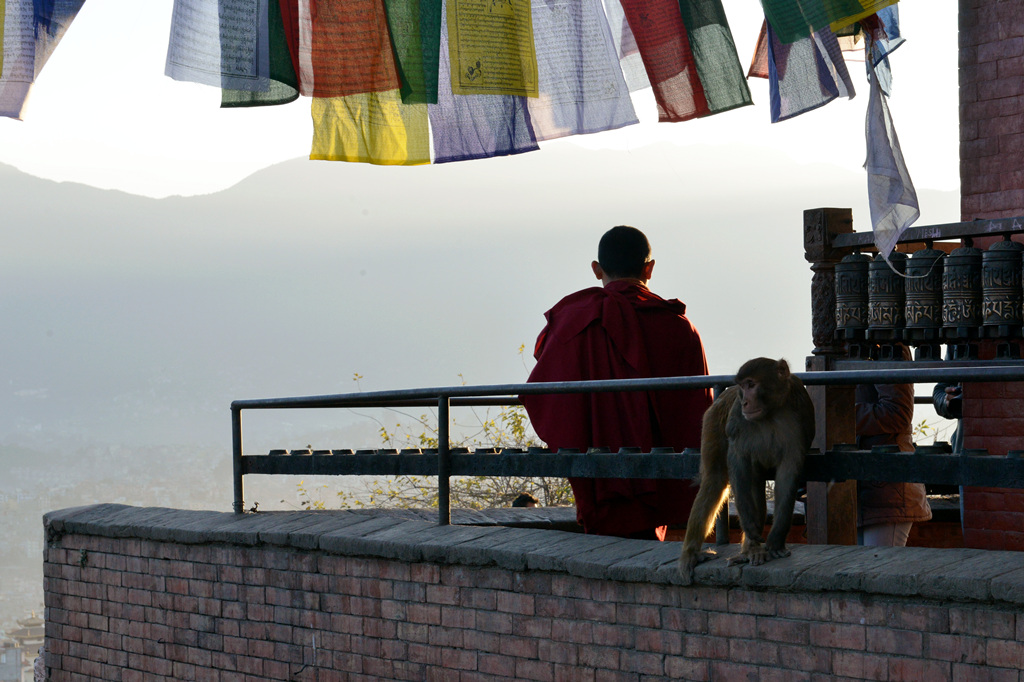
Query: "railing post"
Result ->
[[232, 406, 244, 514], [804, 208, 858, 545], [804, 367, 858, 545], [438, 395, 451, 525]]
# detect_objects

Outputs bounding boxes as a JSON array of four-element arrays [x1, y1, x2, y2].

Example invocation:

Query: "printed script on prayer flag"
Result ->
[[300, 0, 399, 98], [166, 0, 270, 92], [0, 0, 32, 118], [222, 0, 300, 107], [428, 1, 539, 163], [1, 0, 85, 118], [447, 0, 539, 97], [526, 0, 637, 141]]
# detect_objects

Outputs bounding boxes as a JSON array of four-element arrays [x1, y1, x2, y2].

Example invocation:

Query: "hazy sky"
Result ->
[[0, 0, 960, 198]]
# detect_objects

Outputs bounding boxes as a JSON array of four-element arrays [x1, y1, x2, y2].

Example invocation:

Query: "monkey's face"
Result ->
[[738, 379, 766, 421]]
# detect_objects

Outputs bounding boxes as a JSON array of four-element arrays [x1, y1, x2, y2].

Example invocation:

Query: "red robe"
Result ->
[[521, 280, 712, 540]]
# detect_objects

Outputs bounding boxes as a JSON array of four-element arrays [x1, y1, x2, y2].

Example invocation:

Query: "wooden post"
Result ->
[[804, 208, 854, 359], [804, 208, 858, 545]]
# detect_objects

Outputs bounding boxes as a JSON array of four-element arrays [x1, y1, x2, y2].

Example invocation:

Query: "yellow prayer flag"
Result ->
[[310, 90, 430, 166], [447, 0, 539, 97]]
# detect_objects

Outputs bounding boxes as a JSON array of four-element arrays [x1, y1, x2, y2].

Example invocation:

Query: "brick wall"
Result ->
[[959, 0, 1024, 220], [958, 0, 1024, 551], [42, 505, 1024, 682]]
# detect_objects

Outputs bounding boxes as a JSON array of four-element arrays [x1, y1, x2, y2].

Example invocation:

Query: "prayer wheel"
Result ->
[[942, 242, 983, 340], [835, 252, 871, 340], [981, 237, 1024, 338], [867, 251, 907, 340], [904, 246, 945, 336]]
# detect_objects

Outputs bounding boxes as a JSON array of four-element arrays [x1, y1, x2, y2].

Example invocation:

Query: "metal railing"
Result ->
[[231, 364, 1024, 524]]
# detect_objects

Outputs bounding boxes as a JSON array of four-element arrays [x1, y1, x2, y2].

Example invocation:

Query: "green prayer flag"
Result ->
[[678, 0, 752, 115], [382, 0, 442, 105], [760, 0, 872, 44]]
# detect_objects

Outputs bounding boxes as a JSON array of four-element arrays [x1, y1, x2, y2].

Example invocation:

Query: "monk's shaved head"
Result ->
[[598, 225, 651, 279]]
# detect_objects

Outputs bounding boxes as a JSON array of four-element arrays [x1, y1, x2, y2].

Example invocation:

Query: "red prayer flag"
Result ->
[[618, 0, 709, 122], [307, 0, 400, 98]]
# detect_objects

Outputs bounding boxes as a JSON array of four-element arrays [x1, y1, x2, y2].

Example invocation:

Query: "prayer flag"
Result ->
[[830, 0, 899, 33], [298, 0, 400, 98], [602, 0, 649, 92], [677, 0, 752, 115], [1, 0, 84, 119], [760, 0, 898, 45], [0, 0, 33, 119], [382, 0, 442, 104], [446, 0, 538, 97], [166, 0, 271, 92], [429, 4, 539, 163], [222, 0, 300, 106], [865, 67, 918, 262], [526, 0, 637, 141], [862, 6, 903, 96], [618, 0, 750, 123], [310, 90, 430, 165], [32, 0, 84, 70], [748, 19, 854, 123]]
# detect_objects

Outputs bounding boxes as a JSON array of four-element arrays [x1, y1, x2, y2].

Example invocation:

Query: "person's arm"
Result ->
[[932, 382, 963, 420]]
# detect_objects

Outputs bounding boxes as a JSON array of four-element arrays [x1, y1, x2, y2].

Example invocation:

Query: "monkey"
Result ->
[[678, 357, 815, 584]]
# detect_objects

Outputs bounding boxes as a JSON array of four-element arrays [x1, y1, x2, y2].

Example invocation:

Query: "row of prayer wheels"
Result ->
[[836, 237, 1024, 353]]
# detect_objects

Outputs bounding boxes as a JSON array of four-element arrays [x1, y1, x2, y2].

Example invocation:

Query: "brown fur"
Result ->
[[678, 358, 814, 584]]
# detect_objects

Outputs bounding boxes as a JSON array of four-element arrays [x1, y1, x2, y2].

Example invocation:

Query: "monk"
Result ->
[[521, 225, 712, 540]]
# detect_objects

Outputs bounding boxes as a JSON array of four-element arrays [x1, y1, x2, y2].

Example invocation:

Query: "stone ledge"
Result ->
[[43, 503, 1024, 605]]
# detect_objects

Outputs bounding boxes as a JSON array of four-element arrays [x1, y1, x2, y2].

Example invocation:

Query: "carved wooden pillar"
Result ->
[[804, 208, 854, 358], [804, 208, 858, 545]]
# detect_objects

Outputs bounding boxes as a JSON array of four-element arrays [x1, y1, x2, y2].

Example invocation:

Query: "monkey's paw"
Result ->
[[731, 544, 790, 567], [764, 544, 791, 562], [728, 539, 764, 566], [678, 549, 717, 585]]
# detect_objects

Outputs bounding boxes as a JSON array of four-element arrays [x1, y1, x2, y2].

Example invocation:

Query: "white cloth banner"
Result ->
[[865, 67, 919, 262]]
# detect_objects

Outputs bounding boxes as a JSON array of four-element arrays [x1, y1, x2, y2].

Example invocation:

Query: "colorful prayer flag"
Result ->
[[526, 0, 637, 141], [760, 0, 898, 45], [298, 0, 400, 98], [602, 0, 649, 92], [429, 4, 539, 162], [748, 19, 854, 123], [830, 0, 899, 33], [310, 90, 430, 165], [618, 0, 751, 122], [382, 0, 442, 104], [1, 0, 84, 119], [222, 0, 300, 107], [446, 0, 538, 97], [166, 0, 270, 92], [862, 6, 904, 96]]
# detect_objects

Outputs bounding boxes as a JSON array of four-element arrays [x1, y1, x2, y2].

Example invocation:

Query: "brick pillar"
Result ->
[[960, 0, 1024, 220], [958, 1, 1024, 550]]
